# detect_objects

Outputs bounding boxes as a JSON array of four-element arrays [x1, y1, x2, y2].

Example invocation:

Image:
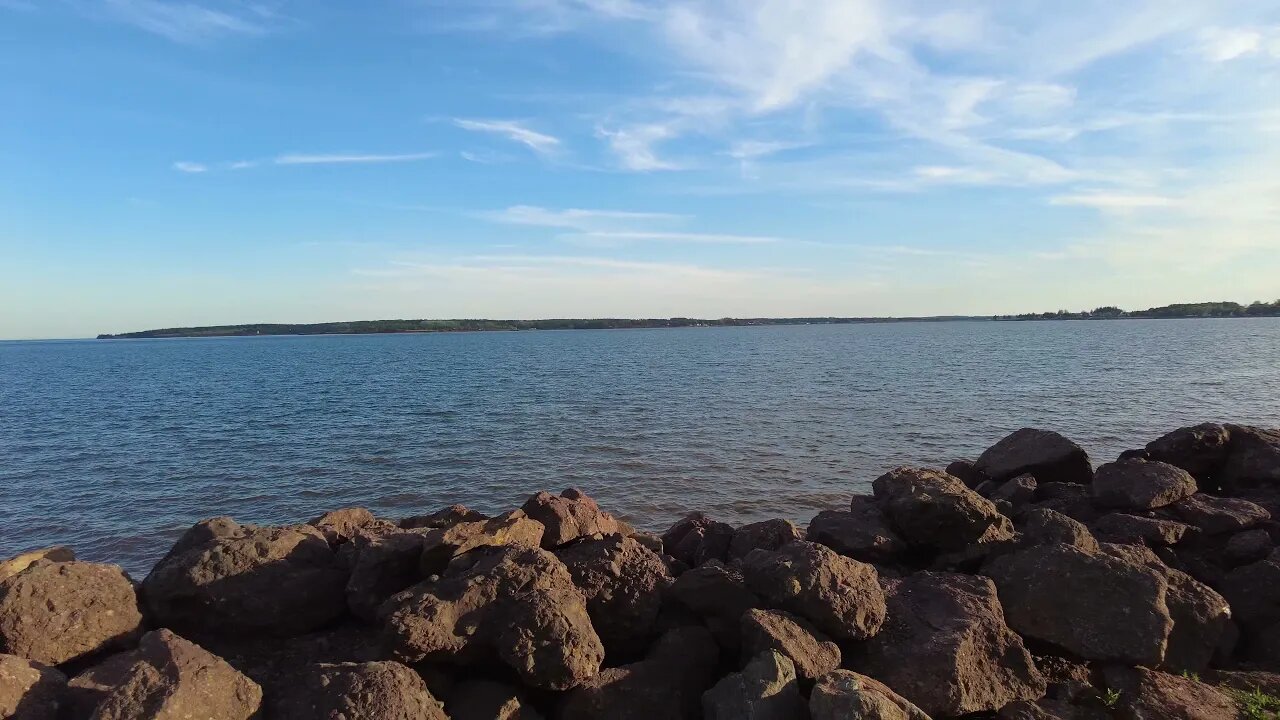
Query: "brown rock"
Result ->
[[662, 513, 734, 567], [1208, 669, 1280, 697], [808, 499, 907, 564], [1220, 425, 1280, 496], [555, 535, 673, 656], [873, 466, 1015, 552], [560, 627, 719, 720], [974, 428, 1093, 485], [0, 561, 143, 666], [809, 670, 931, 720], [702, 651, 805, 720], [309, 507, 382, 545], [1220, 549, 1280, 633], [1019, 508, 1099, 553], [344, 527, 432, 621], [666, 560, 762, 650], [1091, 513, 1192, 547], [1145, 423, 1231, 483], [419, 510, 546, 575], [521, 489, 620, 549], [741, 608, 840, 681], [382, 545, 603, 690], [1162, 569, 1236, 673], [76, 629, 262, 720], [447, 678, 542, 720], [1225, 528, 1274, 565], [728, 519, 804, 560], [983, 543, 1172, 665], [0, 547, 75, 583], [1171, 493, 1270, 534], [997, 697, 1109, 720], [142, 519, 347, 638], [1092, 459, 1198, 510], [0, 654, 66, 720], [400, 504, 488, 530], [270, 661, 447, 720], [1101, 666, 1239, 720], [947, 459, 979, 487], [854, 572, 1045, 717], [741, 541, 886, 641], [992, 474, 1039, 507]]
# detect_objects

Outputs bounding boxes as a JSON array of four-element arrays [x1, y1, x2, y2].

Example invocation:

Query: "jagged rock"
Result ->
[[344, 527, 432, 621], [400, 504, 488, 530], [1171, 493, 1270, 534], [997, 698, 1109, 720], [1101, 666, 1239, 720], [1019, 508, 1099, 553], [1208, 669, 1280, 697], [0, 654, 66, 720], [992, 474, 1038, 507], [853, 572, 1044, 717], [662, 513, 734, 567], [555, 535, 673, 655], [1220, 549, 1280, 633], [142, 519, 347, 638], [741, 608, 840, 681], [809, 670, 931, 720], [1162, 568, 1236, 673], [1091, 513, 1192, 547], [382, 545, 603, 690], [309, 507, 383, 545], [702, 651, 805, 720], [521, 489, 620, 549], [419, 510, 545, 575], [447, 678, 542, 720], [946, 459, 979, 488], [742, 541, 886, 641], [728, 519, 804, 560], [983, 543, 1172, 665], [667, 560, 762, 650], [872, 467, 1014, 552], [1092, 459, 1198, 510], [1145, 423, 1232, 483], [0, 547, 74, 583], [270, 661, 447, 720], [0, 561, 143, 666], [974, 428, 1093, 485], [808, 499, 907, 564], [629, 531, 664, 554], [560, 627, 719, 720], [1225, 528, 1274, 565], [1219, 425, 1280, 496]]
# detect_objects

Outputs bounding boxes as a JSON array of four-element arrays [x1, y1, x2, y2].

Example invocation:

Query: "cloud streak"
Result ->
[[103, 0, 274, 43], [454, 119, 561, 154]]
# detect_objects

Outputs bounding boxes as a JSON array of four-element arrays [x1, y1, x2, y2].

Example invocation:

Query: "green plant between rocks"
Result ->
[[1227, 687, 1280, 720], [1100, 688, 1122, 708]]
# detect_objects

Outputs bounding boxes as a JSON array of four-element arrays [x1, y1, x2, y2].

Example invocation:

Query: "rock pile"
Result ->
[[2, 422, 1279, 718]]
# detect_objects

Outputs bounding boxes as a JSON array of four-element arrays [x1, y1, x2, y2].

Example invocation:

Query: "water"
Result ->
[[3, 319, 1279, 576]]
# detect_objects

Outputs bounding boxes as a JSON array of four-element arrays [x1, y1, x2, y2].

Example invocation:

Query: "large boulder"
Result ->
[[974, 428, 1093, 485], [559, 627, 719, 720], [142, 518, 347, 638], [1091, 460, 1197, 510], [399, 504, 488, 530], [1090, 513, 1191, 547], [0, 561, 143, 666], [1219, 425, 1280, 496], [446, 678, 542, 720], [1162, 569, 1236, 673], [666, 560, 762, 650], [807, 498, 907, 564], [662, 513, 734, 567], [343, 527, 433, 621], [521, 489, 620, 549], [309, 507, 385, 546], [741, 608, 840, 681], [71, 629, 261, 720], [270, 661, 447, 720], [0, 547, 74, 583], [872, 467, 1014, 552], [1220, 549, 1280, 633], [1019, 508, 1099, 553], [702, 651, 805, 720], [382, 545, 603, 690], [1101, 666, 1239, 720], [555, 535, 673, 655], [418, 510, 545, 575], [728, 519, 804, 561], [741, 541, 886, 641], [1170, 494, 1270, 534], [1145, 423, 1232, 483], [0, 654, 66, 720], [853, 572, 1044, 717], [983, 543, 1172, 665], [809, 670, 931, 720]]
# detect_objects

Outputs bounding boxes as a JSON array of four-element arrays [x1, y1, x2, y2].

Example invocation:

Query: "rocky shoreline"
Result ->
[[3, 424, 1280, 719]]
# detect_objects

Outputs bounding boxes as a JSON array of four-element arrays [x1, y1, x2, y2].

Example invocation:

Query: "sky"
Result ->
[[2, 0, 1279, 339]]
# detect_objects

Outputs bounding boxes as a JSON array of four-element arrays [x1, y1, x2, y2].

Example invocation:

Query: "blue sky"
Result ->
[[3, 0, 1279, 339]]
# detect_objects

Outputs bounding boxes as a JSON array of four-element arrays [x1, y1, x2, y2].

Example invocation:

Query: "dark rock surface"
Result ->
[[270, 661, 447, 720], [809, 670, 931, 720], [559, 627, 719, 720], [0, 654, 66, 720], [555, 535, 672, 656], [974, 428, 1093, 485], [873, 466, 1014, 552], [741, 608, 841, 681], [728, 519, 804, 560], [1091, 459, 1198, 510], [521, 489, 621, 549], [742, 541, 886, 641], [662, 513, 735, 568], [807, 500, 907, 564], [702, 651, 806, 720]]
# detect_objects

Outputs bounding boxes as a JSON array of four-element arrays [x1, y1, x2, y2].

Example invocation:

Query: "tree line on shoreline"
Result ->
[[993, 299, 1280, 321]]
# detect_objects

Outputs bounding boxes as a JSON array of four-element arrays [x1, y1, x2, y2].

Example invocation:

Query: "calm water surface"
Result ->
[[3, 320, 1279, 575]]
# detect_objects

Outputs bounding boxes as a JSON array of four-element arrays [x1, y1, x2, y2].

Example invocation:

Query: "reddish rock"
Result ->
[[1092, 460, 1198, 510], [809, 670, 931, 720], [807, 500, 907, 564], [1225, 528, 1274, 565], [1019, 508, 1100, 553], [702, 651, 805, 720], [1101, 666, 1239, 720], [555, 535, 673, 656], [946, 459, 980, 487], [343, 527, 433, 621], [1091, 513, 1192, 547], [309, 507, 383, 546], [853, 572, 1045, 717], [727, 519, 804, 561], [1220, 549, 1280, 633], [992, 474, 1039, 508], [270, 661, 447, 720], [873, 466, 1014, 552], [142, 519, 347, 638], [0, 561, 143, 666], [399, 504, 488, 530], [662, 513, 734, 567], [0, 547, 75, 583], [447, 678, 542, 720], [521, 489, 620, 549], [742, 541, 886, 641], [974, 428, 1093, 485], [559, 627, 719, 720], [667, 560, 762, 650], [1145, 423, 1232, 483], [1220, 425, 1280, 496], [419, 510, 546, 575], [382, 546, 603, 690], [741, 608, 841, 681], [0, 654, 66, 720], [1171, 493, 1270, 534], [1162, 569, 1236, 673]]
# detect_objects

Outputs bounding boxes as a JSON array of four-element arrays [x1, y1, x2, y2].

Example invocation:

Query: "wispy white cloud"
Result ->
[[479, 205, 781, 246], [454, 119, 561, 154], [273, 152, 436, 165], [172, 161, 208, 173], [566, 231, 781, 245], [103, 0, 274, 43], [595, 124, 684, 171], [484, 205, 684, 230]]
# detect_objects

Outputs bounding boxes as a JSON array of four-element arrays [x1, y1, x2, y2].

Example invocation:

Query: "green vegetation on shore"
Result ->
[[994, 299, 1280, 321]]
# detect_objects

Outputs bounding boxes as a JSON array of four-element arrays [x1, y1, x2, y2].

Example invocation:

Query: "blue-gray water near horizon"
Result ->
[[3, 319, 1280, 577]]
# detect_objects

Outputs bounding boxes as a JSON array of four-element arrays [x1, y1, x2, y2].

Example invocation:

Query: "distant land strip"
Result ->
[[97, 300, 1280, 339]]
